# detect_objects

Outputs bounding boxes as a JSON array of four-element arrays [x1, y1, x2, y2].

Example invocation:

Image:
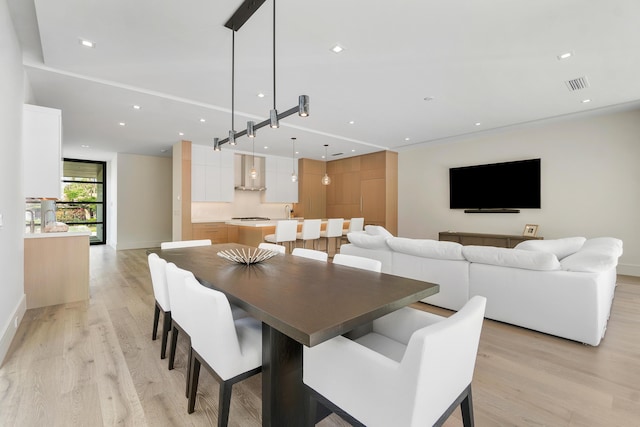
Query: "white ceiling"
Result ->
[[8, 0, 640, 161]]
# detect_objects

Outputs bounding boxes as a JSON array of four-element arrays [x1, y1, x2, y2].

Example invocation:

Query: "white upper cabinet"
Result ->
[[191, 145, 234, 202], [23, 104, 62, 199], [263, 155, 299, 203]]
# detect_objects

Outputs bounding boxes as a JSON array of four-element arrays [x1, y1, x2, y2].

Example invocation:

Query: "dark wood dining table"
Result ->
[[153, 243, 439, 426]]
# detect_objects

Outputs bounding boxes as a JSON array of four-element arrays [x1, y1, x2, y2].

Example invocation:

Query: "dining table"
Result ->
[[153, 243, 439, 426]]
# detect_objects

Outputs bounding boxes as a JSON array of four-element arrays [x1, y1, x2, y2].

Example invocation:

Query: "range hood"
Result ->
[[234, 154, 266, 191]]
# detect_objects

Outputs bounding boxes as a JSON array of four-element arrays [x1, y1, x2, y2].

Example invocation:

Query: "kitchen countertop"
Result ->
[[225, 218, 303, 227], [24, 231, 91, 239]]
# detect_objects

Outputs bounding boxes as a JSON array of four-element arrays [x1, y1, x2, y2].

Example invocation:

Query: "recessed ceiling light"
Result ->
[[263, 146, 268, 149], [348, 120, 355, 125], [133, 105, 141, 110], [582, 99, 592, 103], [179, 132, 184, 136], [119, 122, 126, 126], [351, 149, 356, 152], [330, 44, 344, 54], [257, 92, 265, 98], [404, 137, 410, 141], [199, 118, 206, 123], [475, 122, 482, 126], [160, 149, 168, 153], [557, 52, 572, 60], [79, 39, 95, 48], [81, 144, 90, 148]]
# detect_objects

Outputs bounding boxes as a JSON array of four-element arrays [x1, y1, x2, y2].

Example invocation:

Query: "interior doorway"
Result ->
[[57, 159, 107, 245]]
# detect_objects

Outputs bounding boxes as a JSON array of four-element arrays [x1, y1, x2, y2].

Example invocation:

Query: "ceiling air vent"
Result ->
[[565, 76, 590, 91]]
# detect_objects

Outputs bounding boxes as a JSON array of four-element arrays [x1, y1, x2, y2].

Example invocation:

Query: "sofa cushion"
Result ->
[[386, 237, 465, 260], [580, 237, 623, 257], [560, 251, 619, 272], [515, 237, 586, 260], [364, 225, 393, 238], [462, 245, 561, 271], [347, 232, 389, 249]]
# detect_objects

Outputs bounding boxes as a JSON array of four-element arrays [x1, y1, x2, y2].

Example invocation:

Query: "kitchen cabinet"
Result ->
[[326, 151, 397, 235], [439, 231, 543, 248], [191, 145, 234, 202], [192, 222, 231, 243], [263, 155, 298, 203], [23, 104, 62, 199], [293, 159, 326, 219]]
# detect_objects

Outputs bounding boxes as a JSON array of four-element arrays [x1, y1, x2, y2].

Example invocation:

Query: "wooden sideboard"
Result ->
[[439, 231, 543, 248]]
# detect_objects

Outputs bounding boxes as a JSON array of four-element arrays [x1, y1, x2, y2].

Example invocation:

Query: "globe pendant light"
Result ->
[[321, 144, 331, 185], [291, 137, 298, 182]]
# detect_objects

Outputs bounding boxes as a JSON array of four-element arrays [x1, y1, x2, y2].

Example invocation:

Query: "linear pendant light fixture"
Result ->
[[213, 0, 310, 149]]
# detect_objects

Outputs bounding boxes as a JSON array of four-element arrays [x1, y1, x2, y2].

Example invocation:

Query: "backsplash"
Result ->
[[191, 191, 295, 222]]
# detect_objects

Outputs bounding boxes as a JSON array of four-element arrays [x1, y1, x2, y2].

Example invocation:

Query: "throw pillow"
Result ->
[[364, 225, 394, 238], [560, 251, 618, 272]]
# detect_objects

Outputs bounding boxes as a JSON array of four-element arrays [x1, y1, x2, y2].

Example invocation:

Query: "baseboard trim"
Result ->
[[0, 294, 27, 367], [617, 263, 640, 277]]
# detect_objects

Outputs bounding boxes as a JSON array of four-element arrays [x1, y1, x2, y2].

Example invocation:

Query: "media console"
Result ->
[[439, 231, 543, 248]]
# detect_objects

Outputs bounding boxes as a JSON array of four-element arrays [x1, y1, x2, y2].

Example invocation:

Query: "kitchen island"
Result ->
[[24, 231, 90, 309]]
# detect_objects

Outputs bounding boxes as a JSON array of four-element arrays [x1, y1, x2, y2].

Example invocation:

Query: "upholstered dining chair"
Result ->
[[148, 253, 171, 359], [319, 218, 344, 255], [258, 242, 286, 254], [296, 219, 322, 249], [161, 239, 212, 249], [332, 253, 382, 272], [292, 247, 329, 262], [264, 220, 298, 253], [303, 296, 487, 427], [184, 273, 262, 426]]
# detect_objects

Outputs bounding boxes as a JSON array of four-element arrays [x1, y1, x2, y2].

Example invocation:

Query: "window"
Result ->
[[57, 159, 107, 245]]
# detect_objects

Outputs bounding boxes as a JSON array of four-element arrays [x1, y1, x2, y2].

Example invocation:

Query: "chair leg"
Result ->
[[187, 351, 201, 414], [168, 324, 179, 370], [160, 311, 171, 359], [461, 387, 475, 427], [152, 304, 160, 340], [307, 393, 318, 427], [217, 381, 233, 427], [185, 346, 192, 398]]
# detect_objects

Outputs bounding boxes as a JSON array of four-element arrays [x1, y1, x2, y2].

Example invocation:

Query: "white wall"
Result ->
[[116, 153, 172, 249], [0, 0, 27, 365], [398, 108, 640, 276]]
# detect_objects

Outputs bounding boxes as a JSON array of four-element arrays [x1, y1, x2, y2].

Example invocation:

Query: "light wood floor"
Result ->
[[1, 246, 639, 426]]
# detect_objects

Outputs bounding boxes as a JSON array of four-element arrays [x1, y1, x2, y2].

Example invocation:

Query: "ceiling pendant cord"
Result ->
[[230, 30, 237, 144], [270, 0, 279, 128], [291, 137, 298, 182]]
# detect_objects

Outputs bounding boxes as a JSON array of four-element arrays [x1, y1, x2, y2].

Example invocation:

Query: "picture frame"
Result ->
[[523, 224, 539, 237]]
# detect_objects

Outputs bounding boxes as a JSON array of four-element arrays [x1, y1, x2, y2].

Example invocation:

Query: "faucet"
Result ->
[[25, 210, 35, 233], [284, 204, 291, 219]]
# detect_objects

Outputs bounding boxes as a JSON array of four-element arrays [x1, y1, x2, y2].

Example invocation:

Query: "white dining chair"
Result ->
[[184, 273, 262, 426], [161, 239, 212, 249], [258, 242, 286, 254], [264, 220, 298, 253], [292, 247, 328, 262], [341, 217, 364, 246], [304, 296, 487, 427], [296, 219, 322, 249], [332, 253, 382, 272], [319, 218, 344, 255], [148, 253, 172, 359]]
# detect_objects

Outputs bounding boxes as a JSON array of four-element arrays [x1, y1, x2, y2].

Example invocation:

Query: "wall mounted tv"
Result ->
[[449, 158, 541, 213]]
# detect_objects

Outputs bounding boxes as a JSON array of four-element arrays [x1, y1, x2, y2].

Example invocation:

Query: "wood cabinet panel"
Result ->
[[192, 223, 229, 244], [439, 231, 543, 248], [293, 159, 326, 219]]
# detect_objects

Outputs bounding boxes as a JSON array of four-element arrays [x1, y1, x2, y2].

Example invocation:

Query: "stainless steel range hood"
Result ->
[[234, 154, 266, 191]]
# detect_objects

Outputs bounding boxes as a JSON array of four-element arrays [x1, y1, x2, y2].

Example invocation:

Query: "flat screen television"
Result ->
[[449, 158, 541, 211]]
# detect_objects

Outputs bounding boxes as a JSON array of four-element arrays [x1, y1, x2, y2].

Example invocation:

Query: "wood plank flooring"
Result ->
[[1, 246, 639, 426]]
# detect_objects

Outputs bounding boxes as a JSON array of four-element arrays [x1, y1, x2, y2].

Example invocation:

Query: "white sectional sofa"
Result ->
[[340, 227, 623, 346]]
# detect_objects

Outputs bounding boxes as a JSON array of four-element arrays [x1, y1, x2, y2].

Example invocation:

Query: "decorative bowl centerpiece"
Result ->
[[217, 248, 279, 265]]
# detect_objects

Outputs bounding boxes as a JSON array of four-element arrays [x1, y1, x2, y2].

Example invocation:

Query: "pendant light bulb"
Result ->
[[321, 144, 331, 186], [250, 167, 259, 180], [250, 138, 258, 180]]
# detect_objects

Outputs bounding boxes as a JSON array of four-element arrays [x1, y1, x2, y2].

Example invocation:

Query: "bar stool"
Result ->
[[341, 217, 364, 246], [264, 220, 299, 253], [319, 218, 344, 255], [296, 219, 322, 249]]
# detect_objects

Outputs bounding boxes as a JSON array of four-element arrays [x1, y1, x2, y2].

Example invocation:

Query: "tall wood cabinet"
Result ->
[[293, 158, 326, 219], [326, 151, 397, 235]]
